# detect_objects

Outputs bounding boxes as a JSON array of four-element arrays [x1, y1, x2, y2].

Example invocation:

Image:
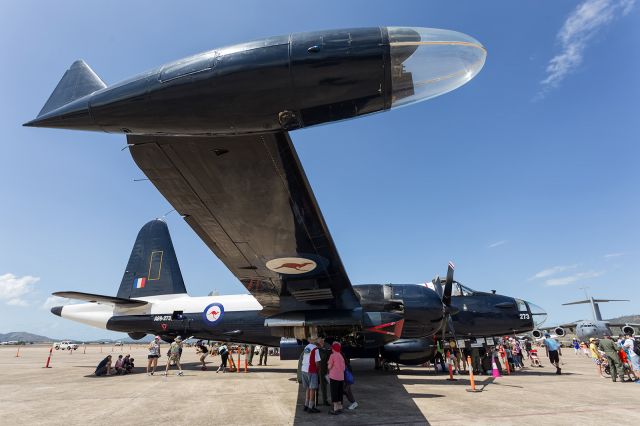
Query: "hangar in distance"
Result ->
[[26, 26, 544, 363]]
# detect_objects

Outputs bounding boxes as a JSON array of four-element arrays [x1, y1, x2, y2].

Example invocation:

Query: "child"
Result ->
[[529, 348, 542, 367]]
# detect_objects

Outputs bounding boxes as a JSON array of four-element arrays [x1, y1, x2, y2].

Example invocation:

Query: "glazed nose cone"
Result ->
[[387, 27, 486, 108]]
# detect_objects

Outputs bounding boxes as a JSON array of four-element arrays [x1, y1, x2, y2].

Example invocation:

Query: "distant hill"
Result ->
[[606, 314, 640, 324], [0, 331, 57, 342]]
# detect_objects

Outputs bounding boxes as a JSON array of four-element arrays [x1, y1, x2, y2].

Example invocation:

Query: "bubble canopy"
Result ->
[[388, 27, 486, 108]]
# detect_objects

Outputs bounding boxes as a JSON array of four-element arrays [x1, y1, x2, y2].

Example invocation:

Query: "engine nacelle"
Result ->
[[622, 325, 636, 336], [279, 338, 305, 360], [127, 332, 146, 340], [532, 329, 543, 338], [380, 338, 436, 365], [554, 327, 566, 337]]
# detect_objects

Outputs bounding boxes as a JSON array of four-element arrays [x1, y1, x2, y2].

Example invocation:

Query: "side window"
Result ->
[[515, 299, 527, 312], [452, 283, 463, 297]]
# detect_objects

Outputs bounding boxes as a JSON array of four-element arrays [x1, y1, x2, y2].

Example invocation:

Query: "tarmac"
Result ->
[[1, 344, 639, 425]]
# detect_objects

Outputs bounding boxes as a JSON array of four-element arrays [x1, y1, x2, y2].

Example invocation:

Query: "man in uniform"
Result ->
[[599, 334, 624, 382]]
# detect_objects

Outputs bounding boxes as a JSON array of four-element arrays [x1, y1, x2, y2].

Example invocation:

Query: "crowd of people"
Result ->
[[583, 333, 640, 383], [93, 336, 278, 377], [298, 337, 358, 416]]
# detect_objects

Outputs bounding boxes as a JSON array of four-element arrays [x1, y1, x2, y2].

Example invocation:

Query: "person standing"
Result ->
[[147, 335, 161, 375], [598, 334, 623, 382], [301, 337, 322, 413], [318, 339, 331, 406], [327, 342, 346, 415], [588, 338, 605, 378], [247, 344, 256, 366], [622, 333, 640, 383], [541, 333, 562, 374], [164, 336, 184, 376], [217, 342, 229, 373], [572, 339, 580, 355], [341, 349, 358, 410], [259, 345, 269, 366]]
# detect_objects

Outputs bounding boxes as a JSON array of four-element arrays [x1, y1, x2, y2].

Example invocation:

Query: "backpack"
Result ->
[[633, 340, 640, 357], [219, 346, 228, 356], [170, 343, 180, 356]]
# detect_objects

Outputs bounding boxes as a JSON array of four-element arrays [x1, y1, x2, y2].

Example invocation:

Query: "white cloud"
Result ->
[[537, 0, 636, 97], [530, 264, 578, 280], [604, 252, 624, 259], [487, 240, 508, 248], [545, 270, 603, 286], [0, 273, 40, 306]]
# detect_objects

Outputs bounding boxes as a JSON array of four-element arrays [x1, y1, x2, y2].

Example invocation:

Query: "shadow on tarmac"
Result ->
[[292, 359, 433, 425]]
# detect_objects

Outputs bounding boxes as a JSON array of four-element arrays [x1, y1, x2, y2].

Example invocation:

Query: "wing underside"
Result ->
[[128, 132, 360, 316]]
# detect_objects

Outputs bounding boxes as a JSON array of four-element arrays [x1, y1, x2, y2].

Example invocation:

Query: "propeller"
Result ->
[[433, 261, 459, 345]]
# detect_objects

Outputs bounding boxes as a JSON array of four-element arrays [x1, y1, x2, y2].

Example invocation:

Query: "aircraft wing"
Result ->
[[128, 132, 360, 316], [53, 291, 148, 306]]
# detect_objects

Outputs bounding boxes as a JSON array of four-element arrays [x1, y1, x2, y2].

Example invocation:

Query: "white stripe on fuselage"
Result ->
[[59, 294, 263, 330]]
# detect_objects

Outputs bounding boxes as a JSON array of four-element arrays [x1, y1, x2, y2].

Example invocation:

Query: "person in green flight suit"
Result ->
[[598, 334, 624, 382]]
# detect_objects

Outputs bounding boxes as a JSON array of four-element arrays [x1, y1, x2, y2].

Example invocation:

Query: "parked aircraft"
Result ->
[[532, 296, 637, 341], [27, 26, 542, 362]]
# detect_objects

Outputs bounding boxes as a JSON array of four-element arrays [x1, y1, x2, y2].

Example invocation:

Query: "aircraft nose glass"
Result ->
[[387, 27, 486, 109], [527, 301, 547, 327]]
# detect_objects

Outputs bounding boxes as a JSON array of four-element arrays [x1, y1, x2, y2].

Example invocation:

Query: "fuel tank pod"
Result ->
[[25, 27, 486, 135]]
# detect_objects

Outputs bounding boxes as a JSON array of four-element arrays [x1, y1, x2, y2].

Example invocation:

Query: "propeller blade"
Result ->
[[433, 276, 443, 299], [443, 261, 455, 306]]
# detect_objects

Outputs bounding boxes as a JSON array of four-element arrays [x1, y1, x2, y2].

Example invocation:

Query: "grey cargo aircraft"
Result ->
[[532, 296, 637, 341], [26, 26, 545, 363]]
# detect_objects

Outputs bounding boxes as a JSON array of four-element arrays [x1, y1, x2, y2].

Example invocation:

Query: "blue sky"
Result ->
[[1, 0, 638, 340]]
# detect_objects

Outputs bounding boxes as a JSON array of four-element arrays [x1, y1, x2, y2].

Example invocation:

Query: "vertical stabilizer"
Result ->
[[117, 219, 187, 299], [38, 60, 106, 117]]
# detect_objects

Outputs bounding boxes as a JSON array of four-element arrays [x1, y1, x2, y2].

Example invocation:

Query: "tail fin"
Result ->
[[117, 219, 187, 299], [37, 60, 106, 117]]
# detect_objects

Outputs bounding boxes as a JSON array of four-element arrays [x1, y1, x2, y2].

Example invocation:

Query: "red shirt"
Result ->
[[308, 348, 318, 373]]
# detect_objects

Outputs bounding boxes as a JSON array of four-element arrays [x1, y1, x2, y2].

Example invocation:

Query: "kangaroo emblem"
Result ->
[[274, 262, 313, 271]]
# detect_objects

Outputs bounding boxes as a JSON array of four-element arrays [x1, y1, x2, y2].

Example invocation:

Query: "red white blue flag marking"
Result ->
[[134, 277, 146, 289]]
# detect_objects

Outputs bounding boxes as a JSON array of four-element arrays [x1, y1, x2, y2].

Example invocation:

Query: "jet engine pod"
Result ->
[[532, 329, 543, 339], [554, 327, 566, 337], [622, 325, 636, 336]]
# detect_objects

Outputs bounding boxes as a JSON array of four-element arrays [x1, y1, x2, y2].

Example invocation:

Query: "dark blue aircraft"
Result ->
[[26, 26, 545, 364]]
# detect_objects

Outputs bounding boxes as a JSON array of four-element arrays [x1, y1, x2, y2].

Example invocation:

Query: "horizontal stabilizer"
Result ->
[[562, 299, 629, 306], [561, 299, 589, 306], [37, 60, 106, 117], [53, 291, 148, 306]]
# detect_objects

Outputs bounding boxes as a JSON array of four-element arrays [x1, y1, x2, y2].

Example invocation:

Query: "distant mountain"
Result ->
[[0, 331, 57, 342], [607, 314, 640, 324]]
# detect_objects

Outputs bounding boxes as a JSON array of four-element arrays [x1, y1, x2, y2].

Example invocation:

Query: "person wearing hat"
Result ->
[[164, 336, 184, 376], [598, 334, 623, 382], [327, 341, 346, 415], [147, 335, 162, 376], [541, 333, 562, 374], [588, 337, 605, 378], [301, 337, 322, 413]]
